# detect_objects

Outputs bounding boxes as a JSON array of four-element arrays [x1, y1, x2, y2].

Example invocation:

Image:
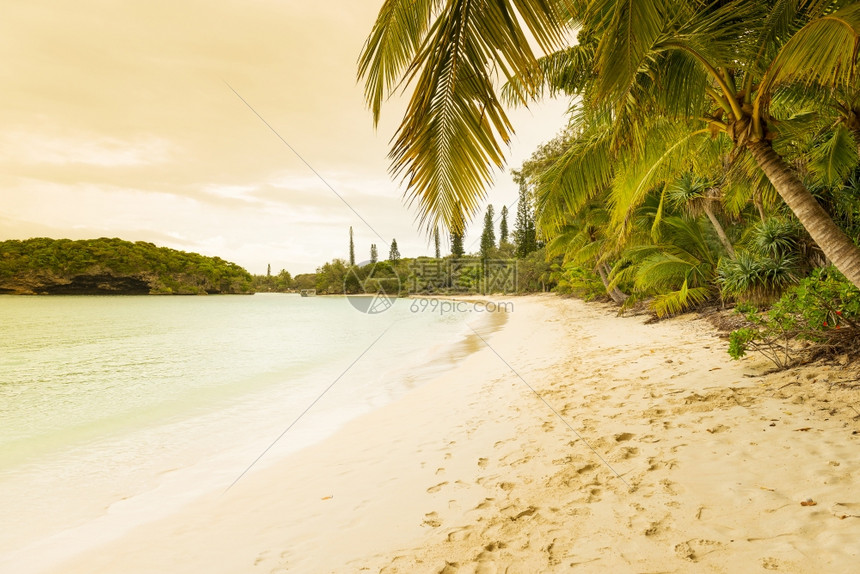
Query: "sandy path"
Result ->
[[41, 295, 860, 573]]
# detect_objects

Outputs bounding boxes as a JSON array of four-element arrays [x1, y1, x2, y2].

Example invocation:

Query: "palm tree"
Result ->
[[609, 215, 721, 317], [544, 202, 628, 304], [666, 173, 736, 258], [360, 0, 860, 288]]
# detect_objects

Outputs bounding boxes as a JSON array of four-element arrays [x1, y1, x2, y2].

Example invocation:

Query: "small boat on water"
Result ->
[[300, 289, 316, 297]]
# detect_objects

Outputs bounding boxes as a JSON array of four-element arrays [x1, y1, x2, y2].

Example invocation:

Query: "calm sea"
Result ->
[[0, 294, 503, 569]]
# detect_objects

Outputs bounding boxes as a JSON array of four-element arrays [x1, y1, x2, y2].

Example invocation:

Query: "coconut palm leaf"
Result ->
[[358, 0, 440, 125], [652, 283, 711, 317], [722, 149, 780, 216], [501, 38, 597, 103], [609, 122, 710, 232], [761, 2, 860, 93], [739, 0, 804, 82], [533, 129, 615, 235], [588, 0, 671, 99], [360, 0, 568, 233], [610, 215, 718, 280], [808, 123, 860, 186]]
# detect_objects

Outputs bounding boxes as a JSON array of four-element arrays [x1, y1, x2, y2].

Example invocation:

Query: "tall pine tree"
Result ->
[[389, 239, 400, 264], [480, 204, 496, 260], [499, 206, 509, 245], [349, 226, 355, 266], [514, 182, 536, 258], [434, 227, 441, 258], [370, 243, 378, 264], [451, 231, 464, 258]]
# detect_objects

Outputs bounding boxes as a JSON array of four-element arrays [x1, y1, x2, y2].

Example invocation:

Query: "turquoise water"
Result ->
[[0, 294, 502, 564]]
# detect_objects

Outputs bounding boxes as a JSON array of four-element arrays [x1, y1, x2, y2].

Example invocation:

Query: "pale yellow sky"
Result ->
[[0, 0, 569, 274]]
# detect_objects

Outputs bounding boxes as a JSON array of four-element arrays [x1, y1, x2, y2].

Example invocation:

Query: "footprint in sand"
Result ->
[[427, 481, 448, 493], [477, 457, 489, 468], [644, 518, 665, 537], [511, 506, 538, 521], [446, 527, 472, 542], [615, 446, 639, 460], [614, 432, 635, 442], [476, 475, 496, 486], [509, 455, 533, 468], [661, 479, 679, 495], [422, 511, 442, 528], [674, 538, 723, 562]]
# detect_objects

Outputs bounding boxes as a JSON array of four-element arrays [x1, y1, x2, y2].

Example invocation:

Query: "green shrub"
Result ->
[[555, 264, 606, 301], [718, 252, 798, 305], [727, 267, 859, 368]]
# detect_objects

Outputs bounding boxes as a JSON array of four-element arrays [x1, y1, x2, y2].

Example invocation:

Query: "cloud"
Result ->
[[0, 131, 175, 167], [0, 1, 570, 275]]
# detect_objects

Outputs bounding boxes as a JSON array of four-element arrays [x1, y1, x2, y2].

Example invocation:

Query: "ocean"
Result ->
[[0, 294, 503, 569]]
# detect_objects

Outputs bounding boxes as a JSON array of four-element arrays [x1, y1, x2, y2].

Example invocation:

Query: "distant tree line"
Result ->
[[0, 237, 254, 294], [252, 268, 294, 292], [304, 193, 548, 295]]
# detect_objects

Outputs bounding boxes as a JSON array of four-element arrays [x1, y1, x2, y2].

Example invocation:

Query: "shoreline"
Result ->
[[0, 295, 510, 574], [21, 295, 860, 572]]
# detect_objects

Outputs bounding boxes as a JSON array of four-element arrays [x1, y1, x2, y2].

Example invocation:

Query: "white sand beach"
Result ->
[[23, 295, 860, 573]]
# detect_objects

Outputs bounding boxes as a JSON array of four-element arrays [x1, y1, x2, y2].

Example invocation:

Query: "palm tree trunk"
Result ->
[[596, 262, 627, 304], [748, 141, 860, 289], [753, 193, 767, 223], [702, 204, 736, 258]]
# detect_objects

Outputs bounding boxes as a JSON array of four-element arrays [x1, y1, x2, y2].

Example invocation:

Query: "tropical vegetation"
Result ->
[[359, 0, 860, 365], [0, 238, 254, 294], [311, 210, 545, 295]]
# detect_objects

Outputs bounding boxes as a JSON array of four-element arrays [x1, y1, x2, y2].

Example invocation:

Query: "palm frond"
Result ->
[[740, 0, 803, 80], [652, 283, 711, 317], [808, 123, 859, 186], [358, 0, 440, 125], [533, 130, 615, 235], [723, 149, 779, 216], [361, 0, 568, 234], [589, 0, 671, 99], [650, 50, 709, 119], [609, 122, 710, 232], [763, 2, 860, 92], [501, 40, 596, 104]]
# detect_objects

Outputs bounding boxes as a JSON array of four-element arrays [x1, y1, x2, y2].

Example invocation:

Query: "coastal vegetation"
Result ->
[[252, 268, 294, 293], [307, 192, 545, 295], [0, 238, 254, 295], [358, 0, 860, 367]]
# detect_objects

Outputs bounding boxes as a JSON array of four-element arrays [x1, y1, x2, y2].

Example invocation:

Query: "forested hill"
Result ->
[[0, 238, 254, 295]]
